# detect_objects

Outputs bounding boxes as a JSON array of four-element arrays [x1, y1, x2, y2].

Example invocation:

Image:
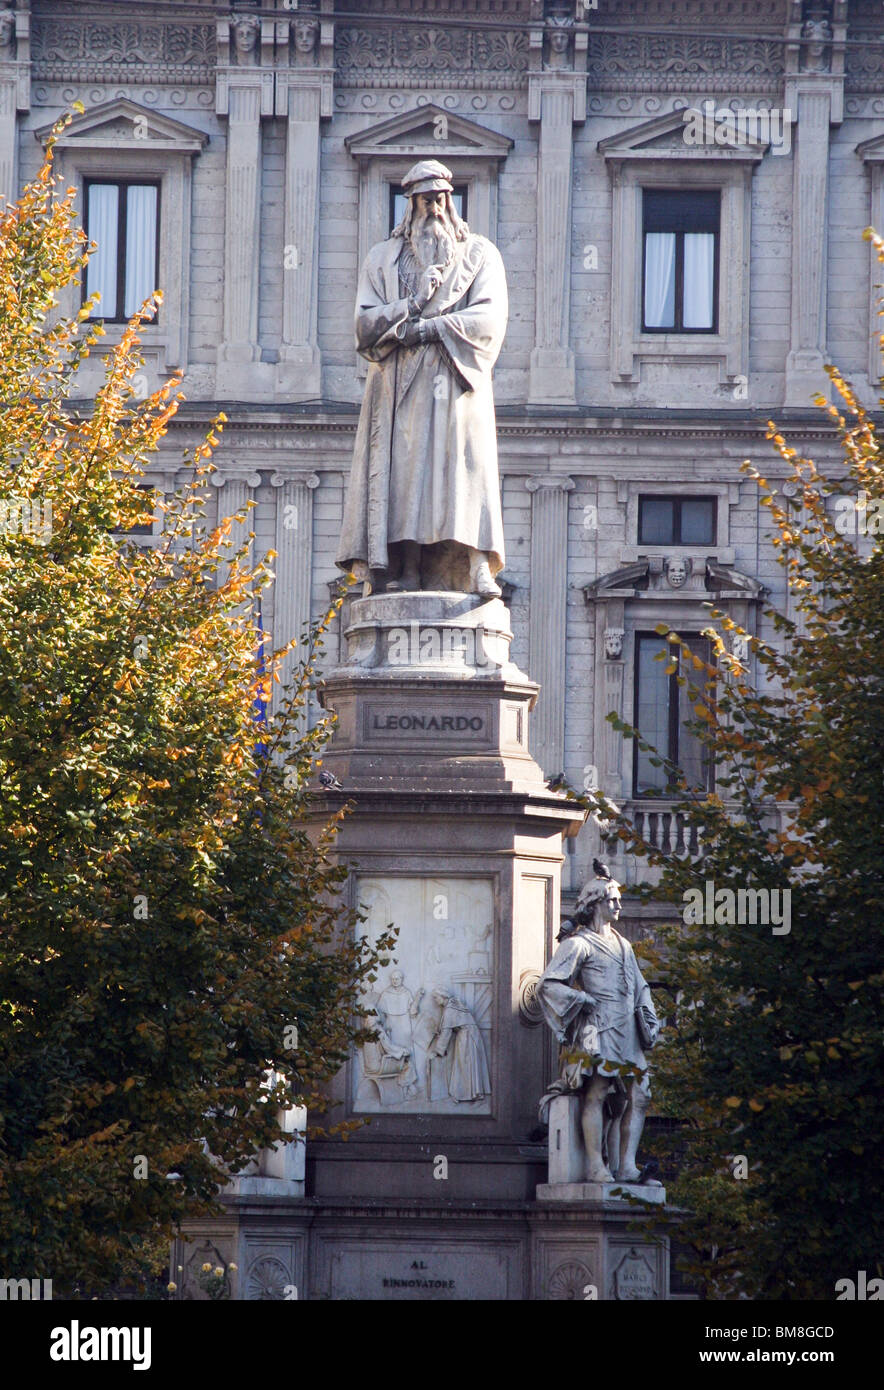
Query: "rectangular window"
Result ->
[[642, 189, 719, 333], [114, 484, 159, 538], [633, 633, 713, 795], [84, 180, 159, 323], [638, 495, 717, 546], [389, 184, 467, 235]]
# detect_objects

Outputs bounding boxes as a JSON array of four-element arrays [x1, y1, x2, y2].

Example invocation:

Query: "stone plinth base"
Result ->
[[174, 1193, 673, 1301], [545, 1093, 663, 1200], [536, 1181, 666, 1205]]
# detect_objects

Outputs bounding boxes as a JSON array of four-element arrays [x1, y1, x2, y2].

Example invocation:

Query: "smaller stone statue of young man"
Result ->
[[536, 866, 660, 1184]]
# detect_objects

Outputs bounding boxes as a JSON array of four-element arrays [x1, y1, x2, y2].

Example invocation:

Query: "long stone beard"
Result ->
[[410, 211, 456, 270]]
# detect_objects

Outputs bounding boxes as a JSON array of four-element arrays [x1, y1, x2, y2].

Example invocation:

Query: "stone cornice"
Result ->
[[145, 408, 857, 446]]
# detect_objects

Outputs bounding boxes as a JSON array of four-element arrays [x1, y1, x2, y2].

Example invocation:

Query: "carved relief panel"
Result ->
[[354, 875, 494, 1115]]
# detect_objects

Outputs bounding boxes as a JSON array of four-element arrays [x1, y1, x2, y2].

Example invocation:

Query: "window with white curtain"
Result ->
[[84, 180, 159, 322], [641, 189, 719, 333], [633, 632, 713, 796]]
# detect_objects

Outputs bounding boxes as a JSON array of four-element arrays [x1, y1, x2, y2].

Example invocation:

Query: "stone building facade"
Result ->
[[3, 0, 882, 1297], [3, 0, 881, 914]]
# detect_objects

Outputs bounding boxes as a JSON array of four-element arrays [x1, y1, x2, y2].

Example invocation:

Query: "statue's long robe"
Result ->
[[432, 997, 491, 1103], [337, 232, 507, 576]]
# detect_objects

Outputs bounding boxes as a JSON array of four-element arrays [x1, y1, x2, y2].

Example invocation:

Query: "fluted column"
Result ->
[[275, 15, 332, 403], [784, 89, 832, 405], [270, 471, 319, 725], [0, 77, 15, 204], [212, 470, 261, 590], [527, 26, 585, 406], [0, 5, 30, 206], [782, 0, 845, 408], [220, 86, 262, 367], [527, 476, 574, 775], [215, 18, 274, 397]]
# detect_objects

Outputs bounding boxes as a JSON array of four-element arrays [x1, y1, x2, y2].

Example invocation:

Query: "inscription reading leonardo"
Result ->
[[372, 713, 484, 733]]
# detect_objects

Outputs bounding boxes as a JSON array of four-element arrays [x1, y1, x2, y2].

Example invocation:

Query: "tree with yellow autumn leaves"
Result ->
[[0, 120, 389, 1296], [582, 236, 884, 1299]]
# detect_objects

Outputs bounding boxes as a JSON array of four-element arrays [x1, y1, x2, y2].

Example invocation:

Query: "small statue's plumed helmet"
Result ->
[[401, 160, 454, 198], [576, 873, 621, 914], [557, 871, 621, 940]]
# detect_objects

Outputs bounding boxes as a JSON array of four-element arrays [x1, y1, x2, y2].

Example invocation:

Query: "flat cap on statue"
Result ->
[[401, 159, 454, 197]]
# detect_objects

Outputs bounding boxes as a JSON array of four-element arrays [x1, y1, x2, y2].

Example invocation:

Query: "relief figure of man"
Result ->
[[337, 159, 507, 598], [428, 987, 491, 1103], [375, 968, 419, 1099]]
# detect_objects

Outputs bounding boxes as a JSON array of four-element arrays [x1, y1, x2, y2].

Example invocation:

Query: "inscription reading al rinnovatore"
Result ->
[[372, 713, 484, 733], [382, 1277, 456, 1290]]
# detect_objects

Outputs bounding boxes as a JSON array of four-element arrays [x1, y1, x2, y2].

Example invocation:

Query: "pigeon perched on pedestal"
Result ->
[[592, 857, 611, 879], [318, 768, 343, 791]]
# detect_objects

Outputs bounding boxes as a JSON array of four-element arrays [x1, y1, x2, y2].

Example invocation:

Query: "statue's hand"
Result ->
[[414, 265, 443, 309], [581, 992, 597, 1009], [397, 319, 422, 347]]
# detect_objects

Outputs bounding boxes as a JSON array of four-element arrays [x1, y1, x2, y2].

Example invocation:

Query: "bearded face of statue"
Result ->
[[410, 190, 457, 271]]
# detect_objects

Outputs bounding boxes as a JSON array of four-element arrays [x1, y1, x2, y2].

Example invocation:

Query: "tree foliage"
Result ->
[[0, 121, 390, 1296], [580, 233, 884, 1299]]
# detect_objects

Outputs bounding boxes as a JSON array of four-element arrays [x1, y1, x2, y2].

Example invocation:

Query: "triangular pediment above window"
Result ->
[[856, 131, 884, 163], [35, 100, 208, 155], [345, 105, 513, 162], [598, 107, 769, 162]]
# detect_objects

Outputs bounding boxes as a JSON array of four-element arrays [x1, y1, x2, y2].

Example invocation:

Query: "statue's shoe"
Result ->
[[387, 570, 421, 591], [473, 559, 502, 598], [614, 1168, 643, 1183], [586, 1168, 615, 1184]]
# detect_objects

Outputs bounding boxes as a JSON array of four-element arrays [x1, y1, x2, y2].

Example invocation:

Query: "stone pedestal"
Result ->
[[176, 592, 674, 1299], [531, 1200, 670, 1300], [308, 591, 584, 1203], [537, 1181, 666, 1207], [540, 1092, 666, 1203]]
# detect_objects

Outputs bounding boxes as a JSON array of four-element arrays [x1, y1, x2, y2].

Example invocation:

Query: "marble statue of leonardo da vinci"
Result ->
[[337, 159, 508, 598]]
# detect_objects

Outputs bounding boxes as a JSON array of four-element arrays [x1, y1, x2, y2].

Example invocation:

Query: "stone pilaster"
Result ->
[[527, 21, 586, 406], [215, 18, 274, 397], [784, 88, 832, 405], [0, 2, 30, 206], [275, 27, 332, 402], [526, 476, 574, 776], [783, 0, 846, 406], [270, 470, 319, 724], [212, 470, 261, 590]]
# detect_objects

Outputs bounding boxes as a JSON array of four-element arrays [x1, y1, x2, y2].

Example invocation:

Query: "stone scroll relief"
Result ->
[[354, 876, 493, 1115]]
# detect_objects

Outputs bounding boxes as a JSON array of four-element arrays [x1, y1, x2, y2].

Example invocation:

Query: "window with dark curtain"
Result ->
[[633, 632, 713, 795], [638, 495, 717, 546], [642, 189, 720, 333]]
